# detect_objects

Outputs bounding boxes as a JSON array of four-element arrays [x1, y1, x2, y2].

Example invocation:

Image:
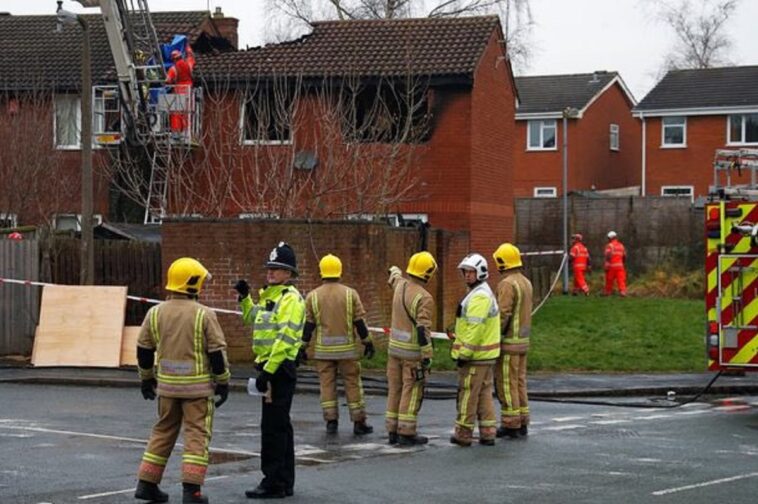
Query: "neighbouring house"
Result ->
[[0, 9, 238, 229], [633, 65, 758, 200], [513, 71, 640, 199]]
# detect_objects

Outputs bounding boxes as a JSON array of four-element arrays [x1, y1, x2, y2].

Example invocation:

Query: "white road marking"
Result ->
[[676, 409, 710, 416], [652, 472, 758, 496], [590, 419, 631, 425], [541, 424, 584, 431], [77, 476, 231, 500], [552, 416, 585, 422], [634, 458, 663, 463], [713, 405, 751, 412], [635, 414, 673, 421]]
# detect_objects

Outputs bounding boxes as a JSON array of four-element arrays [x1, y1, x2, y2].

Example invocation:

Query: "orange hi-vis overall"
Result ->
[[569, 241, 590, 295], [604, 239, 627, 296]]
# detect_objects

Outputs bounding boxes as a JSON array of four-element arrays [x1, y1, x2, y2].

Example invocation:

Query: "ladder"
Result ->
[[144, 138, 172, 224]]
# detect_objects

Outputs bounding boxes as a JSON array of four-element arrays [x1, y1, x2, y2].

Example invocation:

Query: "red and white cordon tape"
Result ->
[[0, 277, 453, 339]]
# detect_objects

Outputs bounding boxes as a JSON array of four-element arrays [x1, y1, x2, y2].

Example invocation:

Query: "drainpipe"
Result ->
[[640, 113, 646, 197]]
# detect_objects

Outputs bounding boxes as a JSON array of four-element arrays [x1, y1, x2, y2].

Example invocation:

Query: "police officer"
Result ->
[[386, 251, 437, 446], [236, 242, 305, 499], [135, 257, 230, 504], [450, 253, 500, 447], [492, 243, 533, 439], [300, 254, 375, 435]]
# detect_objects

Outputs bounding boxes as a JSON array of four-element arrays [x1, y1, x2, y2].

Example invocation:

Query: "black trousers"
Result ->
[[260, 359, 296, 491]]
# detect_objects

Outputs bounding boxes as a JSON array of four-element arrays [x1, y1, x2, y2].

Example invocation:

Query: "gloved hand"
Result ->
[[421, 358, 432, 371], [295, 348, 308, 367], [141, 378, 157, 400], [233, 279, 250, 298], [363, 340, 375, 359], [214, 383, 229, 408], [255, 371, 272, 393], [387, 265, 402, 285]]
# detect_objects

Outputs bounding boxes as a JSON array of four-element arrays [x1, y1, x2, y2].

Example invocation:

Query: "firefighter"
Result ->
[[166, 46, 195, 137], [604, 231, 627, 296], [299, 254, 375, 435], [449, 253, 500, 447], [492, 243, 533, 439], [236, 242, 305, 499], [385, 251, 437, 446], [135, 257, 230, 504], [569, 233, 591, 296]]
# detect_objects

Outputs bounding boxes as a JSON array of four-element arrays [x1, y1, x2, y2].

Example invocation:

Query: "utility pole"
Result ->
[[562, 107, 579, 294]]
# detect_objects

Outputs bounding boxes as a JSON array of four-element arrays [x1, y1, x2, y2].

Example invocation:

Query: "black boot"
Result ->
[[326, 420, 338, 434], [496, 426, 519, 439], [388, 432, 399, 445], [183, 483, 208, 504], [135, 480, 169, 503], [353, 421, 374, 435], [245, 484, 286, 499], [479, 438, 496, 446], [398, 434, 429, 446], [519, 425, 528, 437]]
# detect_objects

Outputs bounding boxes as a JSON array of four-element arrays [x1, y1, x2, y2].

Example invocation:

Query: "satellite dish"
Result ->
[[294, 151, 318, 170]]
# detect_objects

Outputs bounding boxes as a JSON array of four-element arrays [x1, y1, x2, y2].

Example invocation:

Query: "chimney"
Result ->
[[212, 7, 239, 50]]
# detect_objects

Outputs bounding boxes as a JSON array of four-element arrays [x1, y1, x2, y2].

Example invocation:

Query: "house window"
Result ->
[[661, 185, 694, 202], [728, 114, 758, 145], [241, 88, 293, 144], [527, 120, 557, 150], [662, 116, 686, 147], [53, 213, 103, 232], [344, 85, 431, 144], [54, 94, 80, 149], [534, 187, 557, 198], [610, 123, 619, 151], [0, 213, 18, 228]]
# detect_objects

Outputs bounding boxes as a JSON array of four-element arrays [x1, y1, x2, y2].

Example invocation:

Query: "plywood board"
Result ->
[[32, 285, 127, 367], [120, 326, 141, 367]]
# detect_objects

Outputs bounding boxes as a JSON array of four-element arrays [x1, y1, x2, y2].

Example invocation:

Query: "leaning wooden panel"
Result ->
[[120, 326, 141, 367], [32, 285, 127, 367]]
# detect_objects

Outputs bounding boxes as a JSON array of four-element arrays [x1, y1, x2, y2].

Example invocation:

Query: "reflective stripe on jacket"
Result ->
[[388, 275, 435, 361], [604, 239, 626, 270], [570, 242, 590, 269], [496, 270, 533, 354], [137, 298, 229, 398], [240, 284, 305, 374], [306, 282, 366, 360], [451, 282, 501, 363]]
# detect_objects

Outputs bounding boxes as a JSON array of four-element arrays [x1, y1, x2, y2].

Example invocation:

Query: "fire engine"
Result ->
[[705, 148, 758, 371]]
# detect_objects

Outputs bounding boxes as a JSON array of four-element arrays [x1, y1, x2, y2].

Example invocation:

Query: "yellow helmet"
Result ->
[[492, 243, 522, 272], [406, 251, 437, 282], [319, 254, 342, 279], [165, 257, 211, 295]]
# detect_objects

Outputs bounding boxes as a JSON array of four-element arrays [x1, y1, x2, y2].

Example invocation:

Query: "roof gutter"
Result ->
[[632, 105, 758, 118]]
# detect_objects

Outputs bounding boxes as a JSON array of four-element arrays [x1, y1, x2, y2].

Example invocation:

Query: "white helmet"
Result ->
[[458, 253, 489, 281], [607, 231, 617, 239]]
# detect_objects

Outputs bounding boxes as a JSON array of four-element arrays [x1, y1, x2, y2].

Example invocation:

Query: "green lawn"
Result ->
[[363, 295, 707, 373]]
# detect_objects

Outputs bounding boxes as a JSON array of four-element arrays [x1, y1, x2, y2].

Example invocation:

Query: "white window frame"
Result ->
[[238, 212, 280, 219], [0, 213, 18, 228], [527, 119, 558, 151], [609, 123, 619, 151], [727, 113, 758, 146], [53, 213, 103, 232], [239, 95, 293, 146], [54, 94, 81, 150], [533, 187, 557, 198], [661, 185, 694, 202], [661, 116, 687, 148]]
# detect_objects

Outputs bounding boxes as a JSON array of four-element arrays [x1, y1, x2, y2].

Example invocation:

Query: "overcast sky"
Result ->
[[8, 0, 758, 100]]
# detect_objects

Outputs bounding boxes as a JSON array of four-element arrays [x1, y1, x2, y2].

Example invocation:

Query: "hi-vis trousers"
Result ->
[[495, 352, 529, 429], [138, 396, 214, 485], [315, 359, 367, 422], [385, 355, 425, 436], [453, 363, 497, 444]]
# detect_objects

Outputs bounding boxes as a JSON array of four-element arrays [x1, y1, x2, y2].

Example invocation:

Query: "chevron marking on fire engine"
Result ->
[[729, 332, 758, 365], [708, 239, 755, 311], [719, 266, 758, 327]]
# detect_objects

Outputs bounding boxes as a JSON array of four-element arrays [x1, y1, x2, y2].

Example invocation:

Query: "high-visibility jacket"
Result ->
[[305, 282, 368, 360], [137, 298, 230, 398], [388, 275, 435, 361], [496, 269, 533, 354], [240, 283, 305, 374], [604, 239, 626, 270], [570, 242, 590, 270], [451, 281, 501, 363]]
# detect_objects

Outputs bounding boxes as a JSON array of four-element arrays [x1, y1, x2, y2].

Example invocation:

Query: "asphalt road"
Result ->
[[0, 384, 756, 503]]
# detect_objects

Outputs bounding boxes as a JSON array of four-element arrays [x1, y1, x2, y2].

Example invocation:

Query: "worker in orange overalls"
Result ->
[[166, 46, 195, 137], [569, 233, 590, 296], [604, 231, 627, 296]]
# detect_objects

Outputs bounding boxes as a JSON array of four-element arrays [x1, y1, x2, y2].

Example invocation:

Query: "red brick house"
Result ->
[[513, 71, 640, 199], [633, 66, 758, 200]]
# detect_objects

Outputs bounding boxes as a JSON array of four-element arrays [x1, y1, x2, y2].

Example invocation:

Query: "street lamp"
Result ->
[[562, 106, 579, 294], [57, 1, 94, 285]]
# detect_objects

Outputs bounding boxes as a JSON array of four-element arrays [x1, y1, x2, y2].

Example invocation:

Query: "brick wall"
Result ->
[[161, 219, 469, 361]]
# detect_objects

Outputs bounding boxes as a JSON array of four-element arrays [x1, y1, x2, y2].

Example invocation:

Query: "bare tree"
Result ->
[[650, 0, 739, 71], [265, 0, 534, 70]]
